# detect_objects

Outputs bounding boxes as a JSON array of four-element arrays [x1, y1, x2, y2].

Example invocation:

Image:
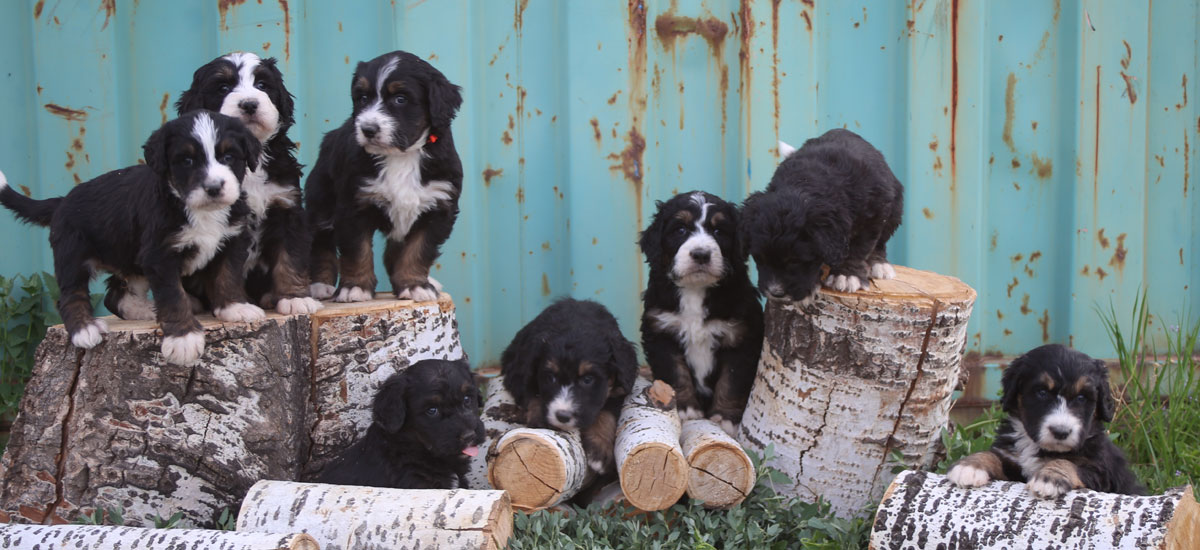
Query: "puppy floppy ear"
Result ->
[[607, 332, 639, 398], [1000, 355, 1029, 415], [738, 191, 767, 253], [260, 57, 295, 126], [500, 322, 544, 404], [426, 68, 463, 135], [142, 124, 171, 181], [175, 63, 211, 115], [372, 373, 409, 434], [236, 123, 263, 173], [638, 200, 667, 265], [1092, 358, 1115, 422]]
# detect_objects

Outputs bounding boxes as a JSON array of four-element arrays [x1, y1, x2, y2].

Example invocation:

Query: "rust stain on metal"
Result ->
[[1031, 121, 1038, 130], [1185, 130, 1191, 197], [65, 152, 75, 170], [990, 232, 998, 251], [996, 310, 1004, 320], [772, 0, 781, 141], [1081, 265, 1090, 276], [159, 93, 170, 125], [802, 10, 813, 31], [515, 186, 525, 204], [949, 0, 959, 188], [609, 127, 646, 197], [43, 104, 88, 122], [1093, 65, 1101, 200], [100, 0, 115, 30], [1096, 266, 1108, 280], [19, 185, 31, 197], [541, 273, 550, 297], [1012, 158, 1021, 168], [1012, 181, 1021, 191], [623, 0, 649, 230], [1003, 329, 1013, 336], [33, 0, 44, 19], [278, 0, 291, 61], [1019, 294, 1031, 315], [1006, 277, 1018, 298], [1038, 310, 1050, 342], [929, 138, 938, 151], [654, 12, 728, 52], [1097, 228, 1110, 249], [1119, 40, 1136, 104], [932, 156, 943, 174], [590, 118, 602, 143], [481, 166, 503, 186], [1108, 233, 1127, 270], [217, 0, 247, 31], [515, 0, 529, 30], [1011, 253, 1024, 263], [607, 92, 619, 105], [501, 131, 512, 145], [1002, 73, 1016, 152], [922, 208, 933, 219], [1030, 251, 1042, 262], [1030, 152, 1052, 179]]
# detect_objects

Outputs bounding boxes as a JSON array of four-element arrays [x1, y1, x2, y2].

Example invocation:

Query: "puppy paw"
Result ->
[[947, 463, 991, 489], [395, 283, 440, 303], [162, 331, 205, 365], [678, 407, 704, 421], [588, 459, 608, 475], [427, 276, 444, 292], [215, 302, 266, 322], [708, 414, 738, 437], [70, 319, 109, 349], [334, 286, 373, 303], [1028, 469, 1074, 499], [828, 274, 865, 293], [276, 296, 323, 315], [309, 282, 336, 300], [870, 262, 897, 280], [117, 296, 156, 321]]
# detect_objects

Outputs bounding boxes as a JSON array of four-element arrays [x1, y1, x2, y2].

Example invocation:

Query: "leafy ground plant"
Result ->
[[0, 273, 60, 427]]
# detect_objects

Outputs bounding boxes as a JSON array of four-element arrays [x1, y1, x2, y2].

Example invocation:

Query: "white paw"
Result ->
[[70, 319, 109, 349], [427, 276, 443, 292], [947, 464, 991, 488], [679, 407, 703, 421], [309, 282, 336, 300], [588, 459, 607, 474], [1028, 475, 1067, 499], [276, 296, 323, 315], [708, 415, 738, 437], [162, 331, 205, 365], [214, 302, 266, 322], [117, 296, 156, 321], [334, 286, 373, 303], [870, 262, 896, 280], [396, 285, 439, 303], [836, 274, 865, 292]]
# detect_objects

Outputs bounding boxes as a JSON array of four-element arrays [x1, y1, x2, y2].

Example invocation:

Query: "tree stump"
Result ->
[[0, 295, 462, 527], [680, 418, 755, 509], [738, 266, 976, 517], [0, 525, 319, 550], [871, 470, 1199, 549], [237, 480, 512, 550], [615, 378, 688, 511]]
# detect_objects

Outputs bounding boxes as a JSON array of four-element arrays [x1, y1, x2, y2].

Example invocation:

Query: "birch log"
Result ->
[[680, 419, 755, 509], [615, 378, 688, 511], [0, 525, 319, 550], [486, 427, 590, 511], [0, 295, 463, 527], [871, 470, 1199, 550], [738, 266, 975, 517], [237, 480, 512, 550], [465, 375, 526, 490]]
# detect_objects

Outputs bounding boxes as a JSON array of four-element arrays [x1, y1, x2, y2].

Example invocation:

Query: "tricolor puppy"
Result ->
[[0, 111, 264, 365], [741, 129, 904, 303], [176, 52, 321, 315], [947, 344, 1144, 498], [317, 359, 486, 489], [501, 298, 638, 474], [305, 50, 463, 303], [639, 191, 763, 435]]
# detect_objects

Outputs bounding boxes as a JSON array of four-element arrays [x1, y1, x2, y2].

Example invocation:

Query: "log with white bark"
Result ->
[[0, 524, 319, 550], [615, 378, 688, 511], [738, 266, 976, 517], [486, 426, 590, 511], [680, 418, 755, 509], [0, 295, 463, 527], [236, 480, 512, 550], [871, 470, 1199, 550], [465, 375, 526, 490]]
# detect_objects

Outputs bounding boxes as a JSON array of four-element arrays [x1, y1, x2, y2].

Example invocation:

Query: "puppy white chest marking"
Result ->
[[359, 147, 455, 241], [172, 207, 243, 275], [649, 288, 743, 396], [240, 164, 298, 268], [998, 419, 1046, 480]]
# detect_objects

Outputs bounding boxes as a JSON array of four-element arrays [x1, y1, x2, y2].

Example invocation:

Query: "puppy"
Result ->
[[501, 298, 638, 474], [639, 191, 763, 435], [947, 344, 1144, 498], [317, 359, 485, 489], [176, 52, 322, 315], [741, 129, 904, 302], [306, 50, 463, 304], [0, 111, 264, 365]]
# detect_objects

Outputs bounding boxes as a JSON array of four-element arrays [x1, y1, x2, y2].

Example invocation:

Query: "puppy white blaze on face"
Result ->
[[546, 386, 578, 430], [188, 113, 240, 209], [671, 193, 725, 287], [1037, 396, 1083, 452], [220, 52, 280, 143], [355, 56, 401, 154]]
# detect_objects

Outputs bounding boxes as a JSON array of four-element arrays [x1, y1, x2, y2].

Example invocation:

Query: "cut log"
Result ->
[[0, 524, 319, 550], [871, 470, 1199, 550], [465, 375, 525, 490], [486, 427, 590, 512], [0, 295, 463, 527], [237, 480, 512, 550], [680, 418, 755, 509], [738, 266, 975, 517], [615, 378, 688, 511]]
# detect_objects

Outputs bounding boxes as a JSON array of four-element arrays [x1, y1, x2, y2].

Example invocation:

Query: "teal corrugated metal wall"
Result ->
[[0, 0, 1196, 365]]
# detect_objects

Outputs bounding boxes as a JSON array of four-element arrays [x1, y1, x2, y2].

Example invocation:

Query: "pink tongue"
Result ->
[[462, 446, 479, 457]]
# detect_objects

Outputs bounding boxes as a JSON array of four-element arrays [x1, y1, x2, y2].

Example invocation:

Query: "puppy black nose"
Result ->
[[1049, 426, 1072, 440], [360, 123, 379, 138], [555, 411, 572, 424], [239, 99, 258, 114], [690, 249, 711, 264], [204, 183, 223, 197]]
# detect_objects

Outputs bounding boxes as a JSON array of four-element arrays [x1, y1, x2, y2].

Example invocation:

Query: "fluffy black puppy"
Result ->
[[501, 298, 638, 474], [0, 111, 263, 365], [639, 191, 763, 435], [947, 344, 1144, 498], [317, 359, 485, 489], [306, 50, 464, 304], [176, 51, 321, 315], [741, 129, 904, 302]]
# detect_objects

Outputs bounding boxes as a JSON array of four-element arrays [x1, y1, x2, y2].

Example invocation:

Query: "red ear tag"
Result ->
[[429, 134, 438, 144]]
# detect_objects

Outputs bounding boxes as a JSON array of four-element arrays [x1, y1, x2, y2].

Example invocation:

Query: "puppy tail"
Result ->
[[0, 170, 61, 227]]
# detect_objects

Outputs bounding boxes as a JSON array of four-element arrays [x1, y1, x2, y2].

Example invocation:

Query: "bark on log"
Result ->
[[870, 470, 1199, 550], [465, 375, 525, 490], [0, 525, 319, 550], [486, 427, 590, 512], [0, 295, 463, 527], [680, 418, 755, 509], [615, 378, 688, 511], [237, 480, 512, 550], [738, 266, 976, 517]]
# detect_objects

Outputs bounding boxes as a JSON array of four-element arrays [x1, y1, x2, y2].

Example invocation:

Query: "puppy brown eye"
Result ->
[[179, 157, 194, 167], [424, 407, 438, 417], [219, 84, 230, 93], [581, 374, 596, 385], [675, 226, 688, 236], [393, 95, 407, 105], [1073, 394, 1088, 404], [462, 395, 472, 406], [254, 81, 267, 91], [220, 153, 234, 164], [1036, 389, 1049, 399], [712, 228, 722, 237]]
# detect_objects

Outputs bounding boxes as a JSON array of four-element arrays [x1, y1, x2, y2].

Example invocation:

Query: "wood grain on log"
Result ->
[[0, 295, 462, 527], [738, 266, 976, 517], [615, 378, 688, 511], [680, 418, 755, 509], [871, 470, 1199, 550], [0, 525, 319, 550], [486, 427, 590, 512], [237, 480, 512, 550]]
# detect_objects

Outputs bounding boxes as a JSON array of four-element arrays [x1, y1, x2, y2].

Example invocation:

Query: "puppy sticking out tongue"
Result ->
[[462, 446, 480, 457]]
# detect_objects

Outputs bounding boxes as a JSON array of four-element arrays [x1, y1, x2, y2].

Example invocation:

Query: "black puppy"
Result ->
[[0, 111, 262, 365], [177, 51, 321, 315], [741, 129, 904, 302], [501, 298, 638, 474], [948, 344, 1144, 498], [306, 50, 464, 304], [317, 359, 485, 489], [639, 191, 763, 435]]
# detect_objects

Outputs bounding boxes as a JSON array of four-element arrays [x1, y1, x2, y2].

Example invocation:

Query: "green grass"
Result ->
[[0, 273, 61, 432]]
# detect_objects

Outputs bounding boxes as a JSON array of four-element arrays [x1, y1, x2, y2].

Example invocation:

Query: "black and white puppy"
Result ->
[[741, 129, 904, 302], [947, 344, 1144, 498], [501, 298, 638, 474], [176, 51, 321, 315], [639, 191, 763, 435], [317, 359, 486, 489], [0, 111, 264, 365], [305, 50, 463, 303]]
